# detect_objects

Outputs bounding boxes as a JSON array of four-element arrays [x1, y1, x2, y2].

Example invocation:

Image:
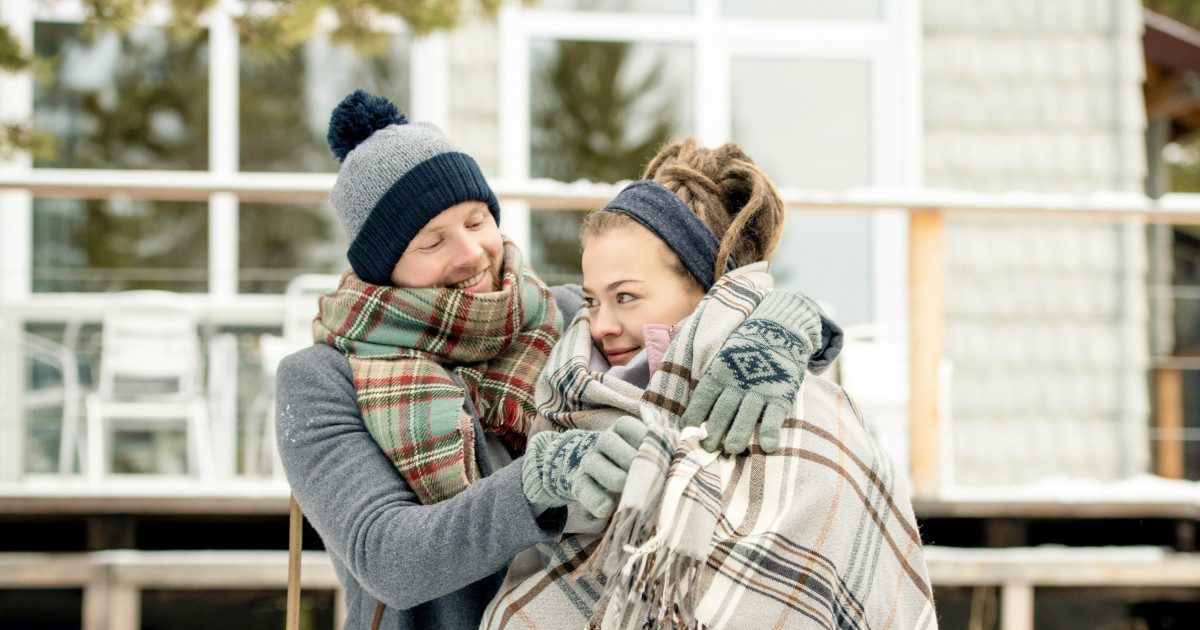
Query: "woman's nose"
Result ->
[[592, 306, 622, 337]]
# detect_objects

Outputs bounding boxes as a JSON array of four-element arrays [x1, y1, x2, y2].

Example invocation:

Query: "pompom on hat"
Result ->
[[327, 89, 500, 285]]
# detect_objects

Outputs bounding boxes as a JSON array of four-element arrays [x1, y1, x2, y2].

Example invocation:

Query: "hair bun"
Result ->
[[326, 89, 408, 163]]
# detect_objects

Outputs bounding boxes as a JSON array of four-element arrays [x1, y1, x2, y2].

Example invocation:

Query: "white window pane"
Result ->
[[530, 39, 693, 181], [535, 0, 691, 14], [239, 203, 346, 294], [732, 57, 874, 325], [529, 39, 693, 284], [240, 33, 413, 173], [33, 22, 209, 171], [721, 0, 881, 21], [732, 58, 871, 188], [32, 199, 208, 294]]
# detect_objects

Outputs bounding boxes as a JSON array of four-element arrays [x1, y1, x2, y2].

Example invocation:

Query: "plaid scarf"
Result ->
[[314, 239, 561, 505], [482, 263, 936, 630]]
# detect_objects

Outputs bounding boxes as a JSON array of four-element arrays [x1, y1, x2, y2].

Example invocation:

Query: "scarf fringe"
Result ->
[[597, 505, 706, 629]]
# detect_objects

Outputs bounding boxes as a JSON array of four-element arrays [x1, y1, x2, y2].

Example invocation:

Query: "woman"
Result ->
[[482, 139, 936, 629]]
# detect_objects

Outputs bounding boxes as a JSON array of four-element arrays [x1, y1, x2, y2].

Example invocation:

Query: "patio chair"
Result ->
[[249, 274, 342, 477], [84, 291, 213, 483], [21, 332, 83, 475]]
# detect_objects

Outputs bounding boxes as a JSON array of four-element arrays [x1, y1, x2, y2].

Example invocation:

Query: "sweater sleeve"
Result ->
[[275, 344, 566, 610], [549, 283, 583, 328]]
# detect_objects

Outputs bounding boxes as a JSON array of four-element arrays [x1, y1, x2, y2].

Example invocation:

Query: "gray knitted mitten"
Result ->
[[683, 290, 822, 454], [521, 416, 647, 518]]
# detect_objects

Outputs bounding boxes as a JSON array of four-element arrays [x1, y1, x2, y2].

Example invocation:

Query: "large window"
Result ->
[[504, 0, 918, 327]]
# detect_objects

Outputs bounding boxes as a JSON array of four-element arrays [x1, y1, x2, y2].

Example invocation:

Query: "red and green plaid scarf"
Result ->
[[313, 240, 561, 504]]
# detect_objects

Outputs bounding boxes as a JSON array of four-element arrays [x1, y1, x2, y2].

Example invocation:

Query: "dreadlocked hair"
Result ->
[[642, 137, 786, 284]]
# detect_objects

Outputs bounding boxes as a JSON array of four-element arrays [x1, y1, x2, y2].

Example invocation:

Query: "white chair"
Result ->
[[21, 333, 83, 474], [85, 291, 213, 483], [247, 274, 342, 477]]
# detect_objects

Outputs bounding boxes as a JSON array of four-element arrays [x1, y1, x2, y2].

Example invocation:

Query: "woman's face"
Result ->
[[581, 223, 706, 366]]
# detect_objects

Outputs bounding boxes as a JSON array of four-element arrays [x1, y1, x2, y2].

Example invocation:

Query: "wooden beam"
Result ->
[[924, 547, 1200, 586], [1156, 367, 1185, 479], [0, 553, 99, 587], [909, 211, 945, 499], [0, 550, 340, 589], [913, 499, 1200, 520]]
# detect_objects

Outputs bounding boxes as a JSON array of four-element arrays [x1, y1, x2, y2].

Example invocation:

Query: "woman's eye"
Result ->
[[582, 297, 598, 309], [616, 293, 635, 304]]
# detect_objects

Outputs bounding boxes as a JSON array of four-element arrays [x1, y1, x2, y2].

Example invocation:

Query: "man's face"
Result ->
[[389, 201, 504, 292]]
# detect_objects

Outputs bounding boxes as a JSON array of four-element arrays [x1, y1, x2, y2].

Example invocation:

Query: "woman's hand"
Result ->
[[683, 290, 824, 454]]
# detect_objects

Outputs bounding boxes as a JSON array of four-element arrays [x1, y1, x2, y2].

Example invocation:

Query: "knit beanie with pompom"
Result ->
[[326, 89, 500, 285]]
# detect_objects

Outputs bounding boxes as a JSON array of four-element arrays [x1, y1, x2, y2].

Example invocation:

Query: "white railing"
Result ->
[[0, 550, 342, 630], [2, 172, 1200, 494], [4, 546, 1200, 630], [7, 167, 1200, 220]]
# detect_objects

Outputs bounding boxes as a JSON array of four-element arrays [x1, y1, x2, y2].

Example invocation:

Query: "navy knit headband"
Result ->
[[601, 180, 736, 291]]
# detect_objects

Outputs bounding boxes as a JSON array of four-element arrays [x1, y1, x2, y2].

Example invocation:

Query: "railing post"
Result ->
[[1000, 582, 1034, 630], [1155, 365, 1185, 479], [909, 210, 944, 499]]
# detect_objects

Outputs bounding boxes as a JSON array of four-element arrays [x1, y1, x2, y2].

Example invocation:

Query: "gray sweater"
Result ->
[[276, 343, 568, 630]]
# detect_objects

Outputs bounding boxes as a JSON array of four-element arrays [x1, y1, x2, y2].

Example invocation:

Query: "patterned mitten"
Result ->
[[521, 416, 648, 518], [683, 290, 822, 454]]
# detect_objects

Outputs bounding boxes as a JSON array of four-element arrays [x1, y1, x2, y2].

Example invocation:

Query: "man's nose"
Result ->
[[449, 231, 484, 268]]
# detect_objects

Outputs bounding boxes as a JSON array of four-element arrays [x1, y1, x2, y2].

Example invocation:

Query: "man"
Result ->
[[277, 90, 839, 629]]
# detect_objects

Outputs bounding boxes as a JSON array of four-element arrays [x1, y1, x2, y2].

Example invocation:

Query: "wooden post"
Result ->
[[909, 211, 945, 499], [335, 587, 348, 628], [1000, 582, 1034, 630], [108, 583, 140, 630], [1156, 366, 1185, 479], [82, 575, 108, 630], [286, 495, 303, 630]]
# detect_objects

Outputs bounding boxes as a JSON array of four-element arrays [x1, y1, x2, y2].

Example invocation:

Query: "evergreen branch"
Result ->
[[0, 123, 57, 161], [0, 24, 32, 72]]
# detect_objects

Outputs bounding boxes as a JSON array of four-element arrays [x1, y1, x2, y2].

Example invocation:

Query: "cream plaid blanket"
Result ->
[[482, 262, 937, 629]]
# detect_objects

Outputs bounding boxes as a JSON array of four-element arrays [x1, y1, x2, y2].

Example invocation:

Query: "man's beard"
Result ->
[[441, 255, 502, 292]]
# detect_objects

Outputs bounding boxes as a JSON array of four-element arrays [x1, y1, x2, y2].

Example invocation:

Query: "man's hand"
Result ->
[[683, 291, 822, 454]]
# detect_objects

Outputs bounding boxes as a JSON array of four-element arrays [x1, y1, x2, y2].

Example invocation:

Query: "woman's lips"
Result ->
[[605, 346, 639, 364]]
